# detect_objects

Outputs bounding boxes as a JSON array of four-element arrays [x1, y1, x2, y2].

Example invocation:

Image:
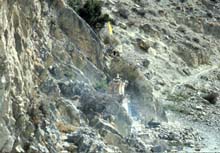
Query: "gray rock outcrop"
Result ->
[[1, 0, 220, 152], [0, 0, 165, 152]]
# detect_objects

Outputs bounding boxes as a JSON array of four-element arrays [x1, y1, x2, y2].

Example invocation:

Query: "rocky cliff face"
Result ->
[[1, 0, 220, 152], [0, 0, 163, 152], [0, 0, 110, 152]]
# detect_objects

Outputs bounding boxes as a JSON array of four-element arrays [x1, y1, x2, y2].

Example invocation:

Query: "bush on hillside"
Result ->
[[68, 0, 110, 30], [68, 0, 82, 12]]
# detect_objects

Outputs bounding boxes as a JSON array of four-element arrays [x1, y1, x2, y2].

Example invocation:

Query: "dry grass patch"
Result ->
[[56, 121, 79, 133]]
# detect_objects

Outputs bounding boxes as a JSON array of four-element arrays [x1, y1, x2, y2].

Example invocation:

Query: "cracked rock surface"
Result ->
[[0, 0, 220, 152]]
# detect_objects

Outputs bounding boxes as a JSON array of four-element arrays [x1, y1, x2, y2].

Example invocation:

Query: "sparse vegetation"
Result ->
[[164, 104, 190, 115], [95, 79, 108, 91], [68, 0, 111, 30], [166, 93, 189, 102], [56, 121, 78, 133]]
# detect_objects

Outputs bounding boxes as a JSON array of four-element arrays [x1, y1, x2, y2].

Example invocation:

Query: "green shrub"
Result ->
[[68, 0, 110, 30], [95, 79, 108, 91]]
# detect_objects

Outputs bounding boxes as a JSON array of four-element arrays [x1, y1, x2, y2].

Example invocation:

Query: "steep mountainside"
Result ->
[[101, 0, 220, 152], [0, 0, 220, 152]]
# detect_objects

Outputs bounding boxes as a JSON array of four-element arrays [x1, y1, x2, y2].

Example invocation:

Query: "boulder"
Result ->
[[66, 127, 121, 153], [118, 8, 129, 19], [136, 38, 152, 52], [147, 119, 161, 128], [56, 98, 81, 126], [80, 92, 132, 136], [151, 144, 168, 153]]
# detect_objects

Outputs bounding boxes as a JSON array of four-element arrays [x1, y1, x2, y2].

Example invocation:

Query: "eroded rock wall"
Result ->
[[0, 0, 165, 152], [0, 0, 106, 152]]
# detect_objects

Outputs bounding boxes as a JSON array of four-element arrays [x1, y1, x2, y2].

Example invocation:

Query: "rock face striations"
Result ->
[[1, 0, 220, 152], [0, 0, 164, 152]]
